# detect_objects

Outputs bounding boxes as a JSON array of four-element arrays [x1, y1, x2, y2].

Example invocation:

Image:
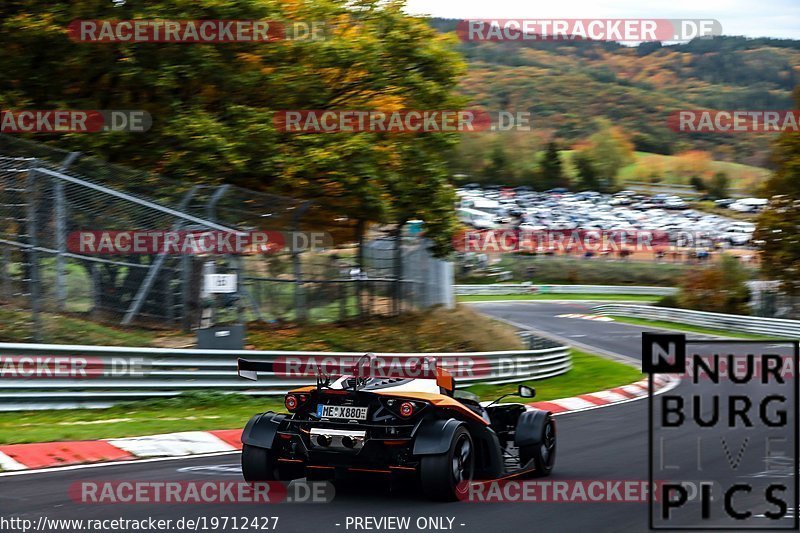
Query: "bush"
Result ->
[[655, 294, 681, 308], [677, 254, 751, 315]]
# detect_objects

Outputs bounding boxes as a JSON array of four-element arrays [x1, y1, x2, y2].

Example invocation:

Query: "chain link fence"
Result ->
[[0, 135, 453, 341]]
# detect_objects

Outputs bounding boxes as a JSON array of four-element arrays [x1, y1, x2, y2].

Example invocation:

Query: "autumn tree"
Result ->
[[0, 0, 465, 256], [755, 87, 800, 296], [675, 150, 712, 177], [576, 119, 634, 192], [678, 254, 751, 315]]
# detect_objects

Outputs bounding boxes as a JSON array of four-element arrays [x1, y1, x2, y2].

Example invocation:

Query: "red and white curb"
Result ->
[[0, 377, 678, 472], [0, 429, 243, 472], [555, 313, 615, 322], [529, 374, 678, 415]]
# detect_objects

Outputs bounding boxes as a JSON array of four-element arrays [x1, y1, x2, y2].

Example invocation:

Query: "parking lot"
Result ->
[[456, 187, 760, 254]]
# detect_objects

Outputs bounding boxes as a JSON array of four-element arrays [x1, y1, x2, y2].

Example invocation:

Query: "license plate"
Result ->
[[316, 405, 368, 420]]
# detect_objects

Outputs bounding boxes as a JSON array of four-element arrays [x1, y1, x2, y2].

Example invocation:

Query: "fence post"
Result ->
[[293, 252, 306, 322], [291, 202, 312, 323], [165, 266, 175, 324], [90, 262, 100, 319], [0, 246, 8, 301], [26, 164, 42, 342], [393, 229, 402, 316], [54, 151, 80, 312], [54, 179, 67, 311], [180, 255, 192, 332]]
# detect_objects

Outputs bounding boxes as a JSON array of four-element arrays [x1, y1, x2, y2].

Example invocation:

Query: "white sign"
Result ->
[[204, 274, 237, 294]]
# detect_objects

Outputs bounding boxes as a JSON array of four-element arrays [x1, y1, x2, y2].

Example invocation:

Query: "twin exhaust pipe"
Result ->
[[310, 428, 366, 452]]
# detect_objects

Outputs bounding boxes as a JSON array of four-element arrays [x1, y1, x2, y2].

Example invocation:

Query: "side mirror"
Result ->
[[518, 385, 535, 398]]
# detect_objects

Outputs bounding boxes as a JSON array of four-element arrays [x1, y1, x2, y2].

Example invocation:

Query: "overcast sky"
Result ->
[[404, 0, 800, 40]]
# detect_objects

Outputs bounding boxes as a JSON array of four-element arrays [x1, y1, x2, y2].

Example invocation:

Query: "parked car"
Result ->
[[729, 198, 768, 213], [457, 207, 497, 229]]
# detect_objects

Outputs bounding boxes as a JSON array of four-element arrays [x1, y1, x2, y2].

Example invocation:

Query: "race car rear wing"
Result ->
[[237, 357, 335, 389], [237, 358, 272, 381], [237, 355, 448, 390]]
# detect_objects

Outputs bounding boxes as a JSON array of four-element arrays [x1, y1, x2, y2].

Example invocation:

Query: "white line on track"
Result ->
[[483, 314, 641, 367], [0, 450, 240, 477]]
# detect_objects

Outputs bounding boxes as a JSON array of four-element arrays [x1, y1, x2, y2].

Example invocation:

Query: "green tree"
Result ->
[[707, 171, 729, 199], [755, 87, 800, 296], [689, 175, 706, 193], [573, 152, 599, 191], [537, 141, 566, 190], [585, 119, 635, 192], [485, 142, 511, 183], [0, 0, 465, 256]]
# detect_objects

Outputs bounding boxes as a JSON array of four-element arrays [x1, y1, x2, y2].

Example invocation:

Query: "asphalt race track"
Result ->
[[1, 302, 796, 532], [470, 301, 713, 359]]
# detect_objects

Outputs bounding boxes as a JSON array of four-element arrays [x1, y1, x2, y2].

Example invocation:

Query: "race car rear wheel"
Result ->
[[420, 426, 474, 501], [241, 444, 276, 482], [520, 414, 556, 477]]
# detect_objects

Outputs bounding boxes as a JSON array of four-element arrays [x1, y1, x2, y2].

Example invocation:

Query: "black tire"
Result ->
[[241, 444, 276, 482], [519, 414, 556, 477], [420, 426, 474, 501]]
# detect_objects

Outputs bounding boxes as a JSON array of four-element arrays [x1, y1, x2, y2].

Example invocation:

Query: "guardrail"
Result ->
[[592, 304, 800, 338], [0, 340, 571, 411], [456, 284, 677, 296]]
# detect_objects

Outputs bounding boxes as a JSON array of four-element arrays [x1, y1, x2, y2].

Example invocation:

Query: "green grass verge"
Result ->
[[0, 393, 285, 445], [0, 305, 525, 352], [245, 306, 526, 352], [0, 307, 166, 346], [607, 315, 774, 340], [458, 293, 661, 302], [465, 349, 642, 402], [0, 350, 641, 445]]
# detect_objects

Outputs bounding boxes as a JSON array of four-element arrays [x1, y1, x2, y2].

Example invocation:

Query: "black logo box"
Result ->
[[644, 334, 800, 531]]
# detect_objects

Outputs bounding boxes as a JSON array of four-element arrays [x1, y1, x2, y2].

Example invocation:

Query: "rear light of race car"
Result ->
[[383, 398, 427, 418], [399, 402, 414, 417], [285, 393, 309, 412]]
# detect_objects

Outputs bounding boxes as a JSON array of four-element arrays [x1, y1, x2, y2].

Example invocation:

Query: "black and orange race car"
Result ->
[[237, 354, 556, 501]]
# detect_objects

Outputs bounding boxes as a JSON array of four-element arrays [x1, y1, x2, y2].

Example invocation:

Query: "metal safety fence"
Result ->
[[0, 135, 453, 341], [455, 284, 678, 296], [0, 339, 571, 411], [592, 304, 800, 338]]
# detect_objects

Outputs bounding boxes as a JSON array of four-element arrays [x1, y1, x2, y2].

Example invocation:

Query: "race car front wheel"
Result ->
[[519, 414, 556, 477], [241, 444, 276, 482], [420, 426, 474, 501]]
